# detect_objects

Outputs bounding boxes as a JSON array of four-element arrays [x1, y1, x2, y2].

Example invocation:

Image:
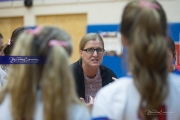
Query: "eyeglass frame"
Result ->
[[82, 48, 105, 54]]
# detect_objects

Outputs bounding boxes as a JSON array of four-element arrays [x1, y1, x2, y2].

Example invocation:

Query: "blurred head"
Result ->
[[79, 33, 105, 68], [120, 0, 168, 119], [3, 27, 28, 56], [0, 33, 4, 56], [4, 26, 79, 120], [167, 37, 176, 72], [121, 0, 167, 46]]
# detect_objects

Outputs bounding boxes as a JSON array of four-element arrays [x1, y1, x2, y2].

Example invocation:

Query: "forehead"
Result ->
[[84, 40, 103, 48]]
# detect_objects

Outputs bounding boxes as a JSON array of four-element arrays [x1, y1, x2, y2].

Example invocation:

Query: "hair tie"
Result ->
[[27, 26, 42, 35], [7, 39, 11, 45], [140, 0, 160, 9], [48, 40, 68, 47]]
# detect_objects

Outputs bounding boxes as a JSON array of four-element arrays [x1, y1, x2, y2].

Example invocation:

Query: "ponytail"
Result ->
[[7, 33, 37, 120], [41, 46, 79, 120], [3, 26, 79, 120], [121, 1, 168, 119]]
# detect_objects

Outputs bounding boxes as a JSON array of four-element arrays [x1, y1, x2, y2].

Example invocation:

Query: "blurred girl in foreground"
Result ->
[[0, 26, 91, 120], [92, 0, 180, 120]]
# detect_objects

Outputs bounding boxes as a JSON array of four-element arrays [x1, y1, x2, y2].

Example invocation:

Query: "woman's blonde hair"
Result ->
[[79, 33, 104, 50], [0, 26, 80, 120], [121, 0, 168, 120]]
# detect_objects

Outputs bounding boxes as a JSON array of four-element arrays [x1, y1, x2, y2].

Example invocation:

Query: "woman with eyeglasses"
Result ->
[[71, 33, 116, 110]]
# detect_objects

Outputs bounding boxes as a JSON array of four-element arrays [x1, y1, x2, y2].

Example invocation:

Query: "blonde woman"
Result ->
[[0, 26, 91, 120], [71, 33, 116, 110], [92, 0, 180, 120]]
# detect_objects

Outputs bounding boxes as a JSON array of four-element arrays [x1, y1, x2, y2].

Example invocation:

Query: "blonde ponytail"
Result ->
[[121, 1, 169, 119]]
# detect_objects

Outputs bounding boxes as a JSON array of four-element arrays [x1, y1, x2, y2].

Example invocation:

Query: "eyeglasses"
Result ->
[[83, 48, 105, 54]]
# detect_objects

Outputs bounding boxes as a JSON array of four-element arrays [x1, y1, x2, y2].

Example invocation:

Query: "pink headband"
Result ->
[[140, 0, 160, 9], [48, 40, 68, 47], [27, 26, 42, 35], [8, 39, 11, 45]]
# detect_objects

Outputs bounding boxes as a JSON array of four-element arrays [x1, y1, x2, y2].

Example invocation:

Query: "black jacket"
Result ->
[[70, 59, 117, 99]]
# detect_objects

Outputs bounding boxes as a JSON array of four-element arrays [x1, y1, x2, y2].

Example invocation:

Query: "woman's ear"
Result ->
[[79, 50, 83, 58], [121, 34, 128, 47]]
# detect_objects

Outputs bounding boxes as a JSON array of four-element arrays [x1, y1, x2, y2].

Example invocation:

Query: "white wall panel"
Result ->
[[12, 0, 23, 7], [0, 0, 180, 26], [79, 0, 115, 3], [44, 0, 77, 5], [0, 1, 12, 8], [34, 0, 43, 6]]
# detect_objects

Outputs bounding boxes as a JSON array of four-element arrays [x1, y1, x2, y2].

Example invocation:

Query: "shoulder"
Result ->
[[100, 65, 117, 77], [68, 104, 91, 120], [168, 73, 180, 83], [164, 73, 180, 119], [70, 61, 78, 68], [166, 73, 180, 103], [168, 73, 180, 93], [92, 77, 133, 119], [70, 60, 82, 71], [97, 77, 133, 97], [100, 65, 114, 73]]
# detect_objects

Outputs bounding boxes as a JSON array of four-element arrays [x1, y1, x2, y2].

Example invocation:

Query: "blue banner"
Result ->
[[0, 56, 46, 64], [87, 23, 180, 42]]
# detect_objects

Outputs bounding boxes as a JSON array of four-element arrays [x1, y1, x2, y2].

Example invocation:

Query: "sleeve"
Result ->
[[92, 79, 129, 120]]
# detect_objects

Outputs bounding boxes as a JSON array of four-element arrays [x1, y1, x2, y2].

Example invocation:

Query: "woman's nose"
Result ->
[[92, 50, 98, 56]]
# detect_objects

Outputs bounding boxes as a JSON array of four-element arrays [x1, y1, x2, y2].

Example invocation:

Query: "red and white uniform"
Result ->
[[92, 73, 180, 120]]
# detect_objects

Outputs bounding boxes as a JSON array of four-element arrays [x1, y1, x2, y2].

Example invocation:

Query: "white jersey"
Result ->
[[0, 91, 91, 120], [92, 73, 180, 120]]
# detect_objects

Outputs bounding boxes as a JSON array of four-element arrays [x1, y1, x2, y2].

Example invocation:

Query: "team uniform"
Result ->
[[0, 91, 91, 120], [92, 73, 180, 120]]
